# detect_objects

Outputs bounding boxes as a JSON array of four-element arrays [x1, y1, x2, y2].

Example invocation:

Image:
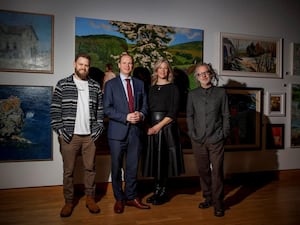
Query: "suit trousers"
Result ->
[[191, 139, 224, 209], [59, 134, 97, 203], [108, 125, 142, 201]]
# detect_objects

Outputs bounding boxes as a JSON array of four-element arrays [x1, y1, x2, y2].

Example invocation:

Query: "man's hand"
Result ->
[[127, 111, 142, 124]]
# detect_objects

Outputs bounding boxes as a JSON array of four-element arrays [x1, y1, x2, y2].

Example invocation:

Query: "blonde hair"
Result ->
[[151, 59, 173, 85]]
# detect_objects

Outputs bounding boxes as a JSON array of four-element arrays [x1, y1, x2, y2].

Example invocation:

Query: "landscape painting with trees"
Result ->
[[75, 17, 203, 151], [75, 17, 203, 88], [220, 32, 282, 78]]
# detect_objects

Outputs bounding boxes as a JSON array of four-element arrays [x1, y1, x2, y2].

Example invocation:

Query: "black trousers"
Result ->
[[191, 139, 224, 209]]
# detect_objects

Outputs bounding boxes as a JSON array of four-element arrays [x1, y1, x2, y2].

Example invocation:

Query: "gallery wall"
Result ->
[[1, 0, 300, 189]]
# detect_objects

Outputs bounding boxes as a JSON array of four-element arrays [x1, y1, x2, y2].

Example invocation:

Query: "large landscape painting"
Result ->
[[75, 17, 204, 152], [75, 17, 203, 88]]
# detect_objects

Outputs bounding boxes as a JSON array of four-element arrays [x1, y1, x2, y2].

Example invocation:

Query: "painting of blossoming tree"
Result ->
[[75, 17, 203, 150], [75, 17, 203, 89]]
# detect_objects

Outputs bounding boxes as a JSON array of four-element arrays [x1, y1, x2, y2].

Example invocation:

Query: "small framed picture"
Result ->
[[266, 92, 285, 116], [266, 124, 284, 149]]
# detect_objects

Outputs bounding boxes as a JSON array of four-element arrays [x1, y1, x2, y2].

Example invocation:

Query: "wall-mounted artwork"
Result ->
[[0, 10, 54, 73], [291, 84, 300, 147], [75, 17, 204, 152], [220, 32, 282, 78], [291, 42, 300, 75], [266, 92, 286, 117], [266, 124, 284, 150], [224, 87, 263, 151], [75, 17, 203, 90], [0, 85, 52, 162]]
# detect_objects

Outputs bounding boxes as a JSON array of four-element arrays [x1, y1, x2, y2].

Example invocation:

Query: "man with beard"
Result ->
[[51, 53, 104, 217]]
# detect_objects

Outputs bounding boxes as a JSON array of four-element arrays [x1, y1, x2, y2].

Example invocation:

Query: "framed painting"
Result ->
[[75, 17, 203, 91], [291, 42, 300, 75], [265, 92, 286, 116], [224, 87, 263, 151], [0, 10, 54, 73], [291, 84, 300, 147], [0, 85, 53, 162], [220, 32, 282, 78], [266, 124, 284, 150], [75, 17, 204, 153]]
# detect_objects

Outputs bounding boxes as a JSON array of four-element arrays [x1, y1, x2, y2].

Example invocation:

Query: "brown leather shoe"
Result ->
[[126, 198, 151, 209], [114, 200, 125, 214], [86, 196, 100, 214], [60, 203, 74, 217]]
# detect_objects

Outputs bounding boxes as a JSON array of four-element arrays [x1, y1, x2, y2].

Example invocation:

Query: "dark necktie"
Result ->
[[125, 78, 134, 112]]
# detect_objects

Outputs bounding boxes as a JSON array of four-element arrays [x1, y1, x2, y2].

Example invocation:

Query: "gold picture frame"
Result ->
[[225, 87, 263, 151]]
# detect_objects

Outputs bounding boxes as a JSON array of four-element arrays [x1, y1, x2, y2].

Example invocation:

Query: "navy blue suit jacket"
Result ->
[[103, 75, 148, 141]]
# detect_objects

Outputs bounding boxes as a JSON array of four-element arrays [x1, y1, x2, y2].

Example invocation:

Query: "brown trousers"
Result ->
[[59, 134, 96, 203]]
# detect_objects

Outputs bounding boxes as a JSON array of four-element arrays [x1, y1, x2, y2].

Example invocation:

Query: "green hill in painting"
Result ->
[[75, 34, 203, 71], [169, 41, 203, 67], [75, 35, 128, 70]]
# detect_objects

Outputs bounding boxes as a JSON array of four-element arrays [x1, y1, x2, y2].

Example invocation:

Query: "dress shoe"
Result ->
[[146, 193, 157, 203], [152, 188, 169, 205], [114, 200, 125, 214], [86, 196, 100, 214], [147, 183, 161, 203], [198, 201, 212, 209], [214, 208, 225, 217], [126, 198, 151, 209], [60, 203, 74, 217]]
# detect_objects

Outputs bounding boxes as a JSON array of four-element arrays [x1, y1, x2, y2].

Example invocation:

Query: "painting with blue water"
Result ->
[[0, 85, 52, 162]]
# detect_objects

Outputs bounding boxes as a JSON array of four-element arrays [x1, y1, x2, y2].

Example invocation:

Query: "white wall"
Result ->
[[1, 0, 300, 189]]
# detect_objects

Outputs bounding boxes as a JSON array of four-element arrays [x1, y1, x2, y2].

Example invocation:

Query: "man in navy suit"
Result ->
[[103, 53, 150, 213]]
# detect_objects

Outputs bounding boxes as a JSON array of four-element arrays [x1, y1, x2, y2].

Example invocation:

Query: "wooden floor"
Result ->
[[1, 170, 300, 225]]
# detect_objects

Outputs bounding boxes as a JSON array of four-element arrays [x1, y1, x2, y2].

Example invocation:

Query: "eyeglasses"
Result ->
[[196, 71, 211, 77]]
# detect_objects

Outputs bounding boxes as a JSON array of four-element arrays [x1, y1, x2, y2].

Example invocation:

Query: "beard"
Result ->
[[75, 68, 88, 80]]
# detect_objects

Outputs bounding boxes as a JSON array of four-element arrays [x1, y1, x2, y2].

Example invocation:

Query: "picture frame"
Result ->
[[291, 83, 300, 147], [0, 85, 53, 162], [220, 32, 282, 78], [224, 87, 263, 151], [0, 10, 54, 73], [266, 124, 285, 149], [265, 92, 286, 116], [291, 42, 300, 75], [76, 17, 204, 154]]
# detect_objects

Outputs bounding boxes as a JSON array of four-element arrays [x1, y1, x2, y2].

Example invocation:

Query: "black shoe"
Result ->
[[152, 193, 169, 205], [152, 187, 169, 205], [214, 208, 225, 217], [147, 184, 161, 203], [146, 193, 157, 203], [198, 201, 212, 209]]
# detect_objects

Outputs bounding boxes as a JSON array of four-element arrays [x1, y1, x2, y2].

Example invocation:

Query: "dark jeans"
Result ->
[[191, 139, 224, 209]]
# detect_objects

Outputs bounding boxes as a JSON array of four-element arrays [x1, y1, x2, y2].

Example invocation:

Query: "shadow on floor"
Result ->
[[136, 171, 279, 208]]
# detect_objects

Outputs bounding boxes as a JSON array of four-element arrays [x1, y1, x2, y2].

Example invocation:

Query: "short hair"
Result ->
[[118, 52, 134, 64], [106, 63, 113, 71], [75, 53, 91, 62]]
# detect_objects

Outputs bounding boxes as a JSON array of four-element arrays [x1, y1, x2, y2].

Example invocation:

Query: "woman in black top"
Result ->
[[143, 59, 185, 205]]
